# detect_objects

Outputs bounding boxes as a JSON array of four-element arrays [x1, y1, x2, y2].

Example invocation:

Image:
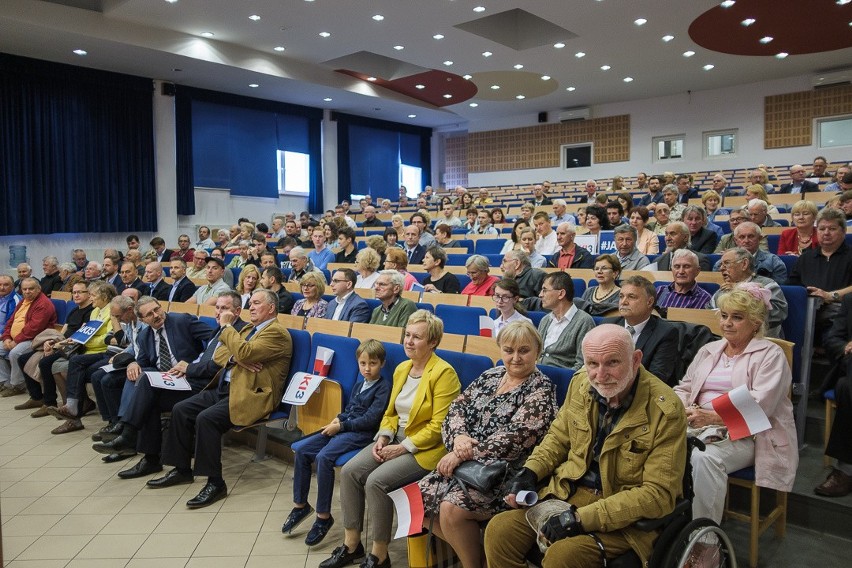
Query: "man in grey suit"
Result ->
[[602, 275, 680, 386], [325, 269, 370, 323]]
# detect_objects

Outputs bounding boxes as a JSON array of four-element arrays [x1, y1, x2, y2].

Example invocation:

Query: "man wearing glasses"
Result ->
[[369, 271, 417, 327], [325, 269, 370, 323], [536, 272, 594, 370], [714, 207, 769, 253], [174, 234, 196, 263]]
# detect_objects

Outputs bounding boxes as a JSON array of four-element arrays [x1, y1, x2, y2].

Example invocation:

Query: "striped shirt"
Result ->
[[655, 282, 711, 310]]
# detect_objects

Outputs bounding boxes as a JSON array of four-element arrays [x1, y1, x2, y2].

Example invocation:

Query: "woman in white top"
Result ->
[[500, 219, 531, 254], [519, 228, 546, 268], [354, 248, 381, 289], [491, 279, 532, 336]]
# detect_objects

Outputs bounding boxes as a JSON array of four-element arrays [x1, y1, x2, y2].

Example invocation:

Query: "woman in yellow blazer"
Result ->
[[322, 310, 460, 568]]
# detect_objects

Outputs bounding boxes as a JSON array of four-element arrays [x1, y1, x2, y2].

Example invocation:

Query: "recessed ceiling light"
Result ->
[[623, 77, 634, 82], [575, 52, 586, 58], [490, 85, 500, 90], [367, 76, 377, 81], [513, 64, 524, 69], [741, 18, 756, 26], [249, 14, 261, 21], [662, 35, 675, 42], [554, 42, 565, 49], [433, 34, 444, 40], [200, 31, 214, 37], [515, 95, 525, 100], [473, 6, 486, 12], [721, 1, 736, 7], [323, 97, 332, 102], [600, 65, 611, 71], [372, 14, 384, 21], [408, 114, 417, 118], [394, 45, 404, 50], [775, 52, 789, 59], [683, 50, 695, 57], [469, 103, 478, 107], [462, 75, 473, 80], [72, 49, 87, 56], [165, 0, 178, 3], [634, 18, 647, 26], [443, 60, 453, 66], [443, 94, 452, 99], [838, 0, 851, 5], [566, 86, 576, 92], [274, 46, 285, 52], [759, 36, 773, 44], [415, 84, 426, 89], [319, 32, 330, 37], [482, 51, 492, 57], [172, 68, 182, 72], [248, 83, 259, 88], [541, 75, 551, 81], [703, 64, 715, 71]]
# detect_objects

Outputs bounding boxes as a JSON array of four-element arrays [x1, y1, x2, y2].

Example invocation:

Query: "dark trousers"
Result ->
[[65, 352, 111, 406], [161, 389, 233, 478], [827, 369, 852, 464], [92, 369, 127, 423], [122, 377, 197, 456], [293, 431, 373, 514], [33, 352, 67, 405]]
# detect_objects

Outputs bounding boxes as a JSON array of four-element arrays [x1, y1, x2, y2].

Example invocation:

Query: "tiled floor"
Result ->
[[0, 396, 406, 568]]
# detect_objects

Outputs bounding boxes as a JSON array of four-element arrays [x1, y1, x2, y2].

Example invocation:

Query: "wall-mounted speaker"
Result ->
[[537, 112, 548, 123], [161, 82, 176, 97]]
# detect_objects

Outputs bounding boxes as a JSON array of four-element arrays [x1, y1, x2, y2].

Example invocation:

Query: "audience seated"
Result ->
[[292, 271, 328, 318], [461, 255, 499, 296], [656, 249, 712, 309], [683, 205, 719, 254], [713, 222, 787, 284], [547, 222, 594, 269], [492, 279, 532, 334], [401, 225, 426, 265], [186, 257, 231, 306], [117, 260, 148, 295], [533, 212, 559, 256], [779, 164, 820, 195], [369, 270, 417, 327], [657, 222, 712, 272], [613, 224, 650, 270], [537, 272, 594, 370], [501, 249, 544, 299], [0, 275, 21, 337], [326, 268, 371, 323], [355, 248, 382, 289], [576, 254, 621, 316], [287, 247, 321, 283], [422, 247, 461, 294]]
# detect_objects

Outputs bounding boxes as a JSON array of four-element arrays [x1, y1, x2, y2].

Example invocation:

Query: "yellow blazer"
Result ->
[[213, 321, 292, 426], [379, 353, 460, 470]]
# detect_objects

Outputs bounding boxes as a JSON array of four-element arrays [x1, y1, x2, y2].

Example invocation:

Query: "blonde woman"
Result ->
[[292, 271, 328, 318]]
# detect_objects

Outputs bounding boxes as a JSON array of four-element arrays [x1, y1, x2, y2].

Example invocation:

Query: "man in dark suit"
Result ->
[[817, 293, 852, 497], [259, 266, 295, 314], [602, 275, 680, 386], [147, 289, 292, 509], [92, 296, 212, 478], [532, 184, 552, 206], [676, 174, 699, 204], [115, 261, 148, 295], [325, 268, 371, 323], [502, 250, 545, 299], [143, 262, 171, 301], [102, 256, 122, 289], [167, 258, 197, 303], [149, 237, 175, 264], [778, 164, 820, 195], [402, 225, 426, 265]]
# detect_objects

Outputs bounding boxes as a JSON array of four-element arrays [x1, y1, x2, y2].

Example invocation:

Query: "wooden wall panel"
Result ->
[[765, 85, 852, 149], [443, 134, 468, 189], [467, 114, 630, 173]]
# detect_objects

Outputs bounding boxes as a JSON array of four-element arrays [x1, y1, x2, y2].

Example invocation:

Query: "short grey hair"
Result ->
[[662, 184, 678, 195], [510, 249, 531, 268], [613, 224, 637, 239], [134, 296, 159, 318], [747, 198, 768, 212], [465, 254, 490, 272], [289, 246, 307, 259], [378, 269, 405, 290], [668, 221, 690, 238], [816, 206, 846, 230], [552, 198, 567, 208], [59, 262, 77, 273], [734, 221, 762, 237], [250, 289, 278, 308], [110, 295, 135, 312], [671, 248, 699, 267], [726, 247, 755, 273], [682, 205, 707, 222], [43, 256, 59, 267], [557, 221, 576, 234]]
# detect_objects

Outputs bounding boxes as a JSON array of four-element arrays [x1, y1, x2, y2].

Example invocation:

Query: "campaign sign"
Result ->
[[146, 372, 191, 391], [282, 371, 325, 405], [574, 231, 615, 255], [68, 320, 106, 344]]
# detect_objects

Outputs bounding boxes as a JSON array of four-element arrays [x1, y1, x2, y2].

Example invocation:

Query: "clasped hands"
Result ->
[[371, 436, 408, 463]]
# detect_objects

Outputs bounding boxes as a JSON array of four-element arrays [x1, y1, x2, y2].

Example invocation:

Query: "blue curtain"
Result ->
[[333, 112, 431, 204], [0, 54, 156, 235], [175, 86, 324, 212]]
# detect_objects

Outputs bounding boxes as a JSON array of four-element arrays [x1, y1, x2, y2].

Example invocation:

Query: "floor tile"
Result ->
[[207, 511, 268, 533], [154, 512, 216, 534], [1, 513, 63, 537], [185, 557, 248, 568], [192, 532, 258, 557], [125, 559, 188, 568], [76, 534, 147, 558], [0, 535, 40, 561], [16, 534, 93, 560], [20, 495, 85, 515], [134, 533, 203, 558], [100, 513, 166, 535], [5, 560, 69, 568], [72, 495, 134, 515], [46, 513, 114, 536]]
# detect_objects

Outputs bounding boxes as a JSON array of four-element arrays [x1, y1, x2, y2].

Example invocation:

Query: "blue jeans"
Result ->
[[292, 431, 372, 514]]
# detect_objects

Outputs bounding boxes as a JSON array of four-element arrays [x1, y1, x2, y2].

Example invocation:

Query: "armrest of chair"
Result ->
[[633, 498, 691, 532]]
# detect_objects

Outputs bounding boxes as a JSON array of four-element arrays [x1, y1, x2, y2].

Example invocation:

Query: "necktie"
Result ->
[[407, 249, 414, 261], [157, 329, 172, 372], [150, 283, 155, 294]]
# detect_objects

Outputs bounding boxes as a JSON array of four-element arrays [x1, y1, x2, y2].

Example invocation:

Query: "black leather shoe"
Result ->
[[92, 434, 136, 456], [282, 504, 314, 534], [186, 481, 227, 509], [305, 515, 334, 546], [319, 542, 365, 568], [117, 457, 162, 479], [102, 452, 135, 463], [360, 553, 390, 568], [147, 468, 194, 488]]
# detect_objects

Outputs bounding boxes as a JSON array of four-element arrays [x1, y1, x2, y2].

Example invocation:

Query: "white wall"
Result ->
[[466, 74, 851, 187]]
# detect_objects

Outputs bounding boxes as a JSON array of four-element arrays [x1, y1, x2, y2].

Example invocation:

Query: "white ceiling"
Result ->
[[1, 0, 851, 129]]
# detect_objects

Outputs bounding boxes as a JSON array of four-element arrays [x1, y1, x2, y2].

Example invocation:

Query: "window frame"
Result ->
[[652, 134, 685, 163], [817, 114, 852, 149], [703, 129, 738, 159]]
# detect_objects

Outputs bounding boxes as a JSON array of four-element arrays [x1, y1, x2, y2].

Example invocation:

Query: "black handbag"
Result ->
[[452, 459, 510, 494], [56, 342, 82, 358]]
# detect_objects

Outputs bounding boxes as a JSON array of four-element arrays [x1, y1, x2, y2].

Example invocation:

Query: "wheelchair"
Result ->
[[528, 437, 737, 568]]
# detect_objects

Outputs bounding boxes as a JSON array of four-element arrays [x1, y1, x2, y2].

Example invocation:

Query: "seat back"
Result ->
[[435, 305, 487, 336], [310, 333, 361, 403], [435, 349, 493, 391], [351, 322, 403, 343], [305, 318, 351, 337], [381, 341, 409, 382], [51, 299, 68, 325], [536, 364, 574, 407], [464, 335, 502, 364]]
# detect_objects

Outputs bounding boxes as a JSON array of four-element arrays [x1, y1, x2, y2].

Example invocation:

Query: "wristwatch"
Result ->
[[832, 292, 841, 302]]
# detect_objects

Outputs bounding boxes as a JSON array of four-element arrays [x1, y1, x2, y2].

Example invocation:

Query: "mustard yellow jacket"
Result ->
[[379, 353, 460, 470], [525, 366, 687, 564]]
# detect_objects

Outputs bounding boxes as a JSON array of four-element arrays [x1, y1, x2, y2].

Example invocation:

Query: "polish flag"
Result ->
[[313, 347, 334, 377], [479, 316, 495, 337], [711, 385, 772, 441], [389, 482, 425, 539]]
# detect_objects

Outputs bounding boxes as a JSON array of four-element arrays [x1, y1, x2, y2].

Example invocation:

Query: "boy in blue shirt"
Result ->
[[283, 339, 392, 545]]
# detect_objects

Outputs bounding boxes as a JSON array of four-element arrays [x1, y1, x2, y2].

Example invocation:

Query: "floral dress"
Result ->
[[418, 367, 557, 516]]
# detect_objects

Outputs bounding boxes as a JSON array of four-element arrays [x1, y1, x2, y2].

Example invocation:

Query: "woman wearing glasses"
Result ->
[[460, 255, 499, 297], [577, 254, 622, 316], [491, 279, 531, 336], [291, 271, 328, 318]]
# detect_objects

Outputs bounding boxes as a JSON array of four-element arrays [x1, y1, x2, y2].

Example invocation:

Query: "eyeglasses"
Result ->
[[594, 267, 613, 272], [331, 279, 347, 284], [300, 283, 316, 288], [493, 294, 515, 302], [72, 290, 89, 295]]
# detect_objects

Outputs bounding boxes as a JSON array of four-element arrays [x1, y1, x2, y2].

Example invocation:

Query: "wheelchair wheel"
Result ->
[[661, 518, 737, 568]]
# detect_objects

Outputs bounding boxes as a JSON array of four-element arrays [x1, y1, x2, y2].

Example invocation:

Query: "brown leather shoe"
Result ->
[[51, 419, 84, 435], [14, 398, 43, 410], [0, 384, 27, 397], [814, 468, 852, 497], [46, 405, 77, 421], [31, 406, 50, 418]]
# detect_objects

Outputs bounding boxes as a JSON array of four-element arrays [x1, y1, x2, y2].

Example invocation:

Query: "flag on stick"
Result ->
[[710, 385, 771, 440]]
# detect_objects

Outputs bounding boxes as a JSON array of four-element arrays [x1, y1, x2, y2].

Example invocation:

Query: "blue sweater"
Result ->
[[338, 376, 392, 434]]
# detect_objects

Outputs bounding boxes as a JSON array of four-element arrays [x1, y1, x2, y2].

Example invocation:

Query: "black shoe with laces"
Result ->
[[319, 542, 365, 568], [281, 504, 314, 534]]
